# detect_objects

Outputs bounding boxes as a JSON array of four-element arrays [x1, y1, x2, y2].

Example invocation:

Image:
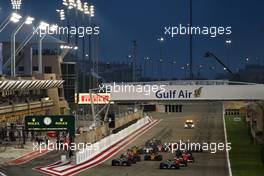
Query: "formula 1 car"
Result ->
[[112, 158, 132, 166], [175, 150, 194, 163], [182, 150, 195, 163], [141, 139, 167, 153], [127, 149, 141, 162], [159, 160, 180, 170], [145, 139, 162, 148], [144, 152, 163, 161], [175, 149, 183, 157], [131, 146, 140, 154], [184, 120, 195, 129], [178, 157, 188, 167], [138, 147, 154, 154]]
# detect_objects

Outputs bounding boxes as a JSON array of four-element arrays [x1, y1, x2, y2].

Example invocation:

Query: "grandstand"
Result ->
[[0, 75, 68, 126]]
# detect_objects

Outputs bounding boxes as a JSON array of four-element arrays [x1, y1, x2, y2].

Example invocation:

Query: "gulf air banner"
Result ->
[[77, 93, 112, 104], [109, 85, 264, 101]]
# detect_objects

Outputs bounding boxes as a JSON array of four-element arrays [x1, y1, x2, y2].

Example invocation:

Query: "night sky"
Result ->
[[0, 0, 264, 79]]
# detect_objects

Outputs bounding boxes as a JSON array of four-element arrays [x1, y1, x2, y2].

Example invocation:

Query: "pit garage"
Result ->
[[155, 101, 221, 113]]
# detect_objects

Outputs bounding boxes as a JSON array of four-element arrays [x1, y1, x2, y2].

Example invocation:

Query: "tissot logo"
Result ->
[[155, 87, 203, 99]]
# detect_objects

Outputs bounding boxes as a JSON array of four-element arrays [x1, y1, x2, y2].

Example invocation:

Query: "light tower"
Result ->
[[11, 0, 22, 10]]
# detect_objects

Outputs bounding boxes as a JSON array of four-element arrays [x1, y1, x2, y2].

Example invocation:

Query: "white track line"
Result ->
[[222, 102, 232, 176]]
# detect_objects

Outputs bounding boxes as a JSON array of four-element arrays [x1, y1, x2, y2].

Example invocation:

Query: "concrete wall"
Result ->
[[17, 55, 62, 78], [75, 110, 143, 144], [115, 111, 142, 129], [75, 124, 110, 144]]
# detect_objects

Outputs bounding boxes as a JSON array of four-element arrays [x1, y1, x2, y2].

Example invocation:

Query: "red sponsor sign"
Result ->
[[77, 93, 111, 104]]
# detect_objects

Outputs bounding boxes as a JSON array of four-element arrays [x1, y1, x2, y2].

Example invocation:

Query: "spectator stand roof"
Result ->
[[0, 80, 64, 93]]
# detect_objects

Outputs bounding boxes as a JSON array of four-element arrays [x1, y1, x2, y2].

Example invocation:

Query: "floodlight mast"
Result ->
[[0, 12, 22, 33], [4, 21, 45, 73], [10, 15, 33, 77], [38, 24, 58, 74]]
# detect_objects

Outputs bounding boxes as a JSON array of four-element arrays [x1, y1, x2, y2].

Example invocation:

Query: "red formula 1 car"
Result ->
[[174, 155, 188, 167]]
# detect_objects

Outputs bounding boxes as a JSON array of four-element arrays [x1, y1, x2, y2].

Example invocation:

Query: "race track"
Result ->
[[2, 102, 228, 176], [76, 102, 228, 176]]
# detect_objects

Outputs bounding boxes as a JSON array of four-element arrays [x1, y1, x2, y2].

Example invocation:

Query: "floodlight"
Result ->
[[11, 0, 22, 10], [10, 12, 22, 23], [25, 16, 34, 25]]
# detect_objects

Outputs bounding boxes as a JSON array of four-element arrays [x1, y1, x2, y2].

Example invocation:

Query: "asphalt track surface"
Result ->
[[77, 102, 228, 176], [1, 102, 228, 176]]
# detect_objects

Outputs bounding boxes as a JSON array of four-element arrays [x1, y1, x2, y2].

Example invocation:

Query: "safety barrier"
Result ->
[[75, 116, 151, 164], [75, 111, 142, 145]]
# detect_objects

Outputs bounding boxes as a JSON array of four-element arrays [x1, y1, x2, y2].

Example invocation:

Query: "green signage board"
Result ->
[[25, 115, 75, 137]]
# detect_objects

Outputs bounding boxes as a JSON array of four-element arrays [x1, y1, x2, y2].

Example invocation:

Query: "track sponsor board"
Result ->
[[110, 85, 264, 101], [76, 93, 112, 104]]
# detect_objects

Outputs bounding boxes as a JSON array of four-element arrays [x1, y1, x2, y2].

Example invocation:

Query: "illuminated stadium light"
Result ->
[[62, 0, 76, 9], [10, 12, 22, 23], [68, 0, 76, 9], [25, 16, 34, 25], [90, 5, 95, 17], [62, 0, 68, 6], [62, 0, 94, 16], [11, 0, 22, 10], [225, 40, 232, 44], [0, 13, 23, 32], [76, 0, 83, 11], [56, 9, 66, 21], [83, 2, 89, 15], [60, 45, 78, 50], [83, 2, 95, 17], [73, 46, 78, 50], [158, 37, 165, 42]]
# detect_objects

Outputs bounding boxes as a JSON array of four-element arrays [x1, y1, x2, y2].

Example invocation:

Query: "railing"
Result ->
[[75, 116, 150, 165], [0, 100, 54, 114], [104, 80, 230, 86]]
